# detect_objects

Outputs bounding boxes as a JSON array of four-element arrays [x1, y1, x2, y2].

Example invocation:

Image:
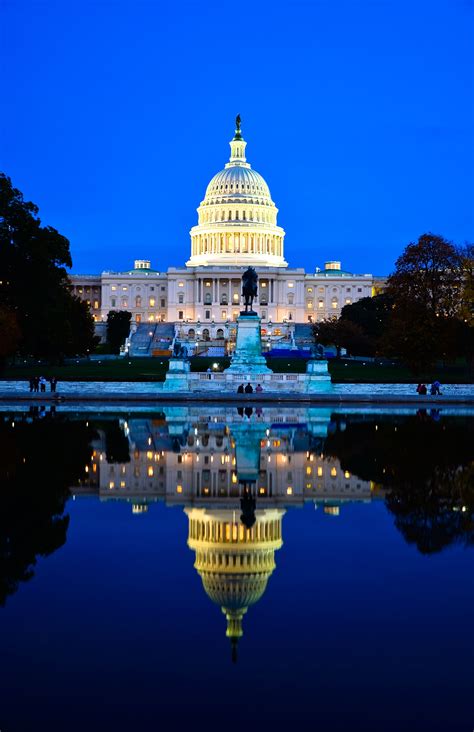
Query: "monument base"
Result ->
[[226, 315, 272, 375], [305, 359, 333, 393], [162, 358, 191, 392]]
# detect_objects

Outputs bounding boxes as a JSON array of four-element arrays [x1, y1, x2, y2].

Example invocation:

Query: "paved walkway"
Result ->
[[0, 390, 473, 406]]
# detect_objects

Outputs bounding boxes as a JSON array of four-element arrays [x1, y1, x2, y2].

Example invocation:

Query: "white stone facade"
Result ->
[[70, 121, 385, 343]]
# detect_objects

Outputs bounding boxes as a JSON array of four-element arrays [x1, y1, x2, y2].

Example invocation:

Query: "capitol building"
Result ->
[[70, 118, 384, 352]]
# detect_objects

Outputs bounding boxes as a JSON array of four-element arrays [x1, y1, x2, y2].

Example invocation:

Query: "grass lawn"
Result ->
[[1, 355, 472, 383]]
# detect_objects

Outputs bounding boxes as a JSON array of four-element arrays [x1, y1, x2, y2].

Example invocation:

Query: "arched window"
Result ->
[[216, 328, 224, 339], [287, 294, 294, 305], [204, 293, 212, 305], [220, 293, 228, 305], [202, 328, 210, 341], [135, 296, 142, 307], [188, 328, 195, 339]]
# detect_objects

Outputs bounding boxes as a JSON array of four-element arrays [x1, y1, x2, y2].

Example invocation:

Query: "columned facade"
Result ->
[[69, 119, 385, 348]]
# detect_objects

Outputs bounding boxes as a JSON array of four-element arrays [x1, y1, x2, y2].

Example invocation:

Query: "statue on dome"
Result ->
[[235, 113, 241, 132], [241, 266, 258, 315]]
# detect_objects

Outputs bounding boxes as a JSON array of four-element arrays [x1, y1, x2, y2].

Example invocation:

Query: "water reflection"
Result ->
[[0, 405, 473, 659], [0, 411, 96, 606]]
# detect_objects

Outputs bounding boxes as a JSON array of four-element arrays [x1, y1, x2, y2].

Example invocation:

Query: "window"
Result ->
[[161, 286, 166, 291], [261, 310, 267, 319], [122, 299, 128, 308], [233, 293, 239, 302], [357, 287, 362, 292], [178, 282, 184, 287], [136, 314, 141, 322], [307, 315, 313, 322], [307, 300, 313, 309], [122, 286, 128, 291], [287, 294, 294, 305], [111, 286, 117, 291], [111, 298, 116, 307], [288, 312, 293, 320], [221, 294, 228, 305], [149, 298, 156, 307], [161, 299, 165, 307], [345, 298, 351, 304], [93, 300, 99, 309], [205, 281, 211, 287], [318, 300, 324, 308], [261, 282, 267, 288], [202, 328, 210, 340], [346, 287, 351, 292], [135, 296, 142, 307], [319, 287, 324, 293], [150, 287, 155, 291], [331, 301, 338, 309], [205, 310, 210, 319], [307, 286, 313, 293], [288, 282, 294, 288], [204, 293, 212, 304], [178, 311, 184, 320], [188, 328, 195, 338], [216, 328, 224, 338], [222, 310, 227, 319], [178, 294, 184, 304]]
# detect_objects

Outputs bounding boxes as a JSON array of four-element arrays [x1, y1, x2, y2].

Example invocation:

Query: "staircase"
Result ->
[[128, 324, 155, 356]]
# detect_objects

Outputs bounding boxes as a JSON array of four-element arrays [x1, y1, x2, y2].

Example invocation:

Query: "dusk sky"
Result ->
[[2, 0, 473, 276]]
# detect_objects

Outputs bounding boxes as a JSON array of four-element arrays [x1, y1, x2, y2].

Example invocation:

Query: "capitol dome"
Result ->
[[187, 117, 287, 268], [185, 507, 284, 661]]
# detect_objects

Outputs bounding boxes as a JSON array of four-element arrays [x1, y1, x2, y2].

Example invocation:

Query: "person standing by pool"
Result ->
[[244, 383, 253, 394], [256, 384, 263, 393], [237, 383, 244, 393]]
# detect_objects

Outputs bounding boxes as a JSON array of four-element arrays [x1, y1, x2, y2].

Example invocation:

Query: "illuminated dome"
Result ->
[[187, 117, 287, 268], [185, 507, 284, 661]]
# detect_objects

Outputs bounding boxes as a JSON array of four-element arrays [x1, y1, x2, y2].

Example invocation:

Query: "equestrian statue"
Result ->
[[241, 266, 258, 315]]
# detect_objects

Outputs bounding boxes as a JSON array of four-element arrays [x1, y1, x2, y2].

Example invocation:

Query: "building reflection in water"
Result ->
[[73, 406, 380, 659]]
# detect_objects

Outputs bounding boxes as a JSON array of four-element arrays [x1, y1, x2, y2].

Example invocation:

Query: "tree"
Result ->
[[341, 294, 393, 354], [382, 233, 470, 372], [0, 308, 21, 369], [313, 318, 372, 357], [387, 233, 463, 317], [106, 310, 132, 353], [0, 173, 97, 359]]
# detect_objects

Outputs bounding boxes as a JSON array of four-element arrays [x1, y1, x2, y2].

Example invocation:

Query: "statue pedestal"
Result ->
[[226, 315, 272, 375], [305, 359, 333, 393], [163, 358, 191, 392]]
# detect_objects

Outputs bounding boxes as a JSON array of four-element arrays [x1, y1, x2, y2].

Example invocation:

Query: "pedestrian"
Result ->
[[29, 377, 34, 393], [255, 383, 263, 393], [237, 383, 244, 394], [50, 376, 57, 392], [419, 383, 427, 395], [416, 384, 422, 394], [39, 376, 47, 393], [33, 376, 40, 393], [432, 380, 441, 395], [244, 382, 253, 394]]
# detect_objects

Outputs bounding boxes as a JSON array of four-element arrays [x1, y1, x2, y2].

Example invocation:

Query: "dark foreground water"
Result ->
[[0, 405, 473, 732]]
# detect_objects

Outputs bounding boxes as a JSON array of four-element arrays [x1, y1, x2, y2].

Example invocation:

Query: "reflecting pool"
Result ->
[[0, 405, 473, 732]]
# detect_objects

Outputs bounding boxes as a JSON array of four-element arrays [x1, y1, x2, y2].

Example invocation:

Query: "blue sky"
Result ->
[[1, 0, 473, 276]]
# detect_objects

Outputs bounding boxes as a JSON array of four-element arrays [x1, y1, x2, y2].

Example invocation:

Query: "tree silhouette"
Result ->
[[0, 413, 96, 605], [324, 414, 474, 554]]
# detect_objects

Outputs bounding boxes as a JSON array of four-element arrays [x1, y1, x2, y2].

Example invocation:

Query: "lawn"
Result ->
[[1, 356, 472, 383]]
